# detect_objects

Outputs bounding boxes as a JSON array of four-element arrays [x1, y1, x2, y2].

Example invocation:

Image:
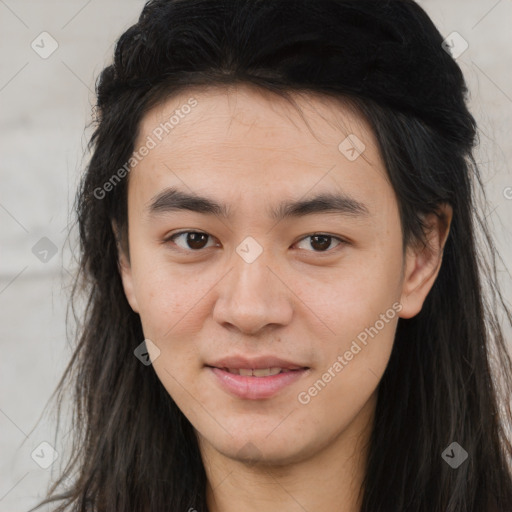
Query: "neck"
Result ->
[[201, 393, 375, 512]]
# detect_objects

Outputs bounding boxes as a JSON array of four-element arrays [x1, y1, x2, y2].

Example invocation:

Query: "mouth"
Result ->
[[209, 367, 305, 377], [205, 358, 310, 400]]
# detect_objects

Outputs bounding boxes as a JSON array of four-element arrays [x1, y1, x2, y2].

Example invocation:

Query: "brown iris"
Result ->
[[308, 235, 333, 251]]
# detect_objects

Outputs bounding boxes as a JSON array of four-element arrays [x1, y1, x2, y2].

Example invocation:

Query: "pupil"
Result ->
[[188, 233, 208, 249], [311, 235, 331, 251]]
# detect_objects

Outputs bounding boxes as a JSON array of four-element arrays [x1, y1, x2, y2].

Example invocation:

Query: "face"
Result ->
[[118, 85, 449, 466]]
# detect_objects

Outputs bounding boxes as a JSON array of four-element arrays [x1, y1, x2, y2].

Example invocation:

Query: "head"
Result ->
[[115, 81, 452, 468], [33, 1, 512, 511]]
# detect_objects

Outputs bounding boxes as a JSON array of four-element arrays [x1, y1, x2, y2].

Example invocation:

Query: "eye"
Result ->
[[166, 231, 217, 251], [164, 231, 347, 254], [294, 234, 345, 253]]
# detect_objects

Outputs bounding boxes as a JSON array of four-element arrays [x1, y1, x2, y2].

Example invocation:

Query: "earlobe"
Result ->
[[112, 221, 140, 314], [399, 205, 452, 319]]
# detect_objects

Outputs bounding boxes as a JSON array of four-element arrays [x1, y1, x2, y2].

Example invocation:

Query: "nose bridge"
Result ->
[[212, 239, 292, 334], [233, 241, 273, 296]]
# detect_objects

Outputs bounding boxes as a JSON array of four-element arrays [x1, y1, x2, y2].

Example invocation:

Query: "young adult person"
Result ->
[[31, 1, 512, 510]]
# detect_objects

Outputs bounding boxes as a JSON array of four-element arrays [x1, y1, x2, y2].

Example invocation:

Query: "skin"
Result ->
[[116, 84, 452, 512]]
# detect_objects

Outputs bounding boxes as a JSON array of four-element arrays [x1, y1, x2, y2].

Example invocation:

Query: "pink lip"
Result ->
[[207, 354, 307, 370], [208, 367, 309, 400]]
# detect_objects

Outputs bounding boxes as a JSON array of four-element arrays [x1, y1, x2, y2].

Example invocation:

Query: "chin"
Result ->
[[202, 428, 314, 467]]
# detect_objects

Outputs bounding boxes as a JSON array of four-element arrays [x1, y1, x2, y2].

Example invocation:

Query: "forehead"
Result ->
[[129, 85, 395, 219], [138, 85, 376, 160]]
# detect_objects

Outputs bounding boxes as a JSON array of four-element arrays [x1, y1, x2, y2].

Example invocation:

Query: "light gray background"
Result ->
[[1, 1, 511, 510]]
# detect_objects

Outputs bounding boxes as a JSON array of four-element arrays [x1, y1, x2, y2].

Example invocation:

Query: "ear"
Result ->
[[399, 204, 452, 319], [112, 221, 140, 314]]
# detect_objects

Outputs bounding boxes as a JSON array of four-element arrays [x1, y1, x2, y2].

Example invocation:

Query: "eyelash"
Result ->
[[163, 230, 349, 254]]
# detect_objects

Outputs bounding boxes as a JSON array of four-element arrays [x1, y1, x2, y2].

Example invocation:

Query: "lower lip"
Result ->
[[208, 367, 309, 400]]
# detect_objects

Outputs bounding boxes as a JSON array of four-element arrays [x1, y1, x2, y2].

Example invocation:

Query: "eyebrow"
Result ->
[[146, 186, 370, 221]]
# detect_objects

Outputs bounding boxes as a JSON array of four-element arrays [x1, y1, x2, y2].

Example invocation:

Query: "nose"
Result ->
[[212, 248, 294, 335]]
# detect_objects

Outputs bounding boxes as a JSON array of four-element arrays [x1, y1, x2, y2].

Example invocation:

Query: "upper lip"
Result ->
[[206, 355, 309, 370]]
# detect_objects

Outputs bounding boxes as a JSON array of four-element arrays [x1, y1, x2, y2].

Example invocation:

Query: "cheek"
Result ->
[[129, 256, 212, 403], [129, 245, 206, 337], [316, 247, 403, 338], [296, 247, 402, 413], [296, 312, 397, 440]]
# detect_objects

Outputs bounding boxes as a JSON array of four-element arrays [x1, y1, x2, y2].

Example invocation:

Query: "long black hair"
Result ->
[[30, 1, 512, 510]]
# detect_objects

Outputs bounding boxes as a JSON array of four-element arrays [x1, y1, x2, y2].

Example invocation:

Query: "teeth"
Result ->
[[253, 367, 282, 377], [225, 367, 284, 376]]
